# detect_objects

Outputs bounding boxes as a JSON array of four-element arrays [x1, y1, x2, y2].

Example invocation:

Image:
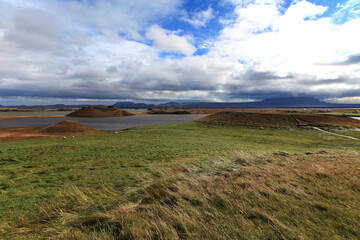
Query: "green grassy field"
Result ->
[[1, 122, 360, 239]]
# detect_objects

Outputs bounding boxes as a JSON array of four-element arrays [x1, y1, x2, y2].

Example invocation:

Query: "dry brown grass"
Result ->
[[0, 127, 49, 142], [295, 114, 360, 128], [7, 151, 359, 239]]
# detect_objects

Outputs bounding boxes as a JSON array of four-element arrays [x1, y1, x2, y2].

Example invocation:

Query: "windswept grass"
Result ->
[[1, 122, 360, 239]]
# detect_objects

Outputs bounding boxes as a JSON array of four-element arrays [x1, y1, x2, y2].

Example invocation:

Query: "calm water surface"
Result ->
[[0, 114, 208, 131]]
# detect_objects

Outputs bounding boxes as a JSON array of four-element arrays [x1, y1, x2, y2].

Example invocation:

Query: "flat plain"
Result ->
[[0, 111, 360, 239]]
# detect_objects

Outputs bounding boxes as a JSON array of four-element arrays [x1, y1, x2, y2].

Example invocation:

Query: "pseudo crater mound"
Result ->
[[39, 120, 100, 134], [67, 106, 134, 118], [197, 111, 360, 128]]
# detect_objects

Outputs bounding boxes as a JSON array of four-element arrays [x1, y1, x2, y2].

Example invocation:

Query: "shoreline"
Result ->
[[0, 115, 66, 119]]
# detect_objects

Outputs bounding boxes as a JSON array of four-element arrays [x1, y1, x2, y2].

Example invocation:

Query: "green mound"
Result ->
[[67, 106, 134, 118]]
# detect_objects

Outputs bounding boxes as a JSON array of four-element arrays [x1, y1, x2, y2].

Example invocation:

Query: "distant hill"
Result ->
[[113, 102, 154, 109], [256, 97, 329, 107], [67, 106, 134, 118]]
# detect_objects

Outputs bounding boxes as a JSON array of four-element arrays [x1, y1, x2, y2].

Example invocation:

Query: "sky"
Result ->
[[0, 0, 360, 105]]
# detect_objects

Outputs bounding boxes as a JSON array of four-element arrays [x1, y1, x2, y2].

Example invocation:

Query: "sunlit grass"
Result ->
[[1, 122, 359, 239]]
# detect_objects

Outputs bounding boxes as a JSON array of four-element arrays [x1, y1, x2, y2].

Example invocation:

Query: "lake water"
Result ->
[[351, 117, 360, 121], [0, 114, 208, 131]]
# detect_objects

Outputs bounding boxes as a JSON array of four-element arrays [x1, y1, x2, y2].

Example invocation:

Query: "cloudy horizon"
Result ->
[[0, 0, 360, 106]]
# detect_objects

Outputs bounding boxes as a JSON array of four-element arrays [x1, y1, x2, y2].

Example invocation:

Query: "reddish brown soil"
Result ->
[[39, 120, 100, 134], [67, 106, 134, 118], [197, 111, 360, 128], [0, 115, 65, 119], [0, 121, 102, 142]]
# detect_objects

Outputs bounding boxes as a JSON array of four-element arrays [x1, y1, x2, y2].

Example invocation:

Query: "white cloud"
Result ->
[[282, 0, 327, 21], [146, 25, 196, 56], [211, 1, 360, 75], [204, 0, 360, 100], [0, 0, 360, 105], [180, 6, 214, 27]]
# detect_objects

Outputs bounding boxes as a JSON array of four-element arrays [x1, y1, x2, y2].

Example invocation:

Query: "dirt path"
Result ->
[[0, 115, 65, 119], [312, 127, 359, 141]]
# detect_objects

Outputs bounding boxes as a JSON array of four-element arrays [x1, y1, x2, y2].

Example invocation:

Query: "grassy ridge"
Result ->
[[1, 122, 360, 239]]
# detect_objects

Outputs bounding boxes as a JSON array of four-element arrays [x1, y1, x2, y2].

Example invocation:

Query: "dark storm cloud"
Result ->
[[234, 69, 294, 82], [300, 76, 354, 86], [345, 55, 360, 65], [224, 70, 360, 101], [227, 86, 360, 101], [339, 54, 360, 65], [228, 90, 301, 101], [327, 54, 360, 65]]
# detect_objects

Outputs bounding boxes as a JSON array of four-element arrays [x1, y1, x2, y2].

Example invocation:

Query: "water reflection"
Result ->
[[0, 114, 208, 131]]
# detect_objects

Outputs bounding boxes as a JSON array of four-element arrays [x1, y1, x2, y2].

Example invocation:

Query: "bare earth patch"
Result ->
[[0, 115, 65, 119], [0, 121, 102, 141]]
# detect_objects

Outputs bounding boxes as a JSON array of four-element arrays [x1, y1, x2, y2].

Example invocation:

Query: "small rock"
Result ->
[[72, 136, 75, 138], [62, 136, 67, 139], [305, 152, 314, 155], [318, 150, 327, 154], [274, 151, 291, 156], [114, 131, 119, 134]]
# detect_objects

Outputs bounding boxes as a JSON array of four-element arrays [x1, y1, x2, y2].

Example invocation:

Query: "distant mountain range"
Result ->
[[113, 97, 360, 109], [2, 97, 360, 109]]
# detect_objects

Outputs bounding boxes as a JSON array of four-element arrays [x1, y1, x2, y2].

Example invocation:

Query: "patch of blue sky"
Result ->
[[237, 59, 249, 65], [278, 0, 294, 15], [331, 0, 360, 24], [160, 0, 235, 50], [158, 52, 187, 59], [194, 48, 209, 56]]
